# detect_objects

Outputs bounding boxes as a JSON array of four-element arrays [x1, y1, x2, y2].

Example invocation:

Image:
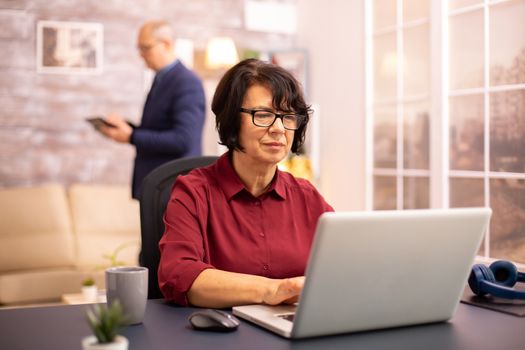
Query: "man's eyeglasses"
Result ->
[[240, 108, 305, 131], [137, 42, 161, 53]]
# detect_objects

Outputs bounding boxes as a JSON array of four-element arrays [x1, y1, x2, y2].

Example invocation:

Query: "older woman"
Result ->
[[158, 59, 333, 308]]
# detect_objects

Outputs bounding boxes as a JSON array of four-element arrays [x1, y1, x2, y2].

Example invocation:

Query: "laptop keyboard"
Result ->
[[277, 313, 295, 322]]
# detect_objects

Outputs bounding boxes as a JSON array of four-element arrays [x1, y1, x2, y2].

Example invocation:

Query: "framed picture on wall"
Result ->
[[36, 20, 103, 74], [269, 49, 308, 96]]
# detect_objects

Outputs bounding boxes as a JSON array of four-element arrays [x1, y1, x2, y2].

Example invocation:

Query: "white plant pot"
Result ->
[[82, 286, 98, 302], [82, 335, 128, 350]]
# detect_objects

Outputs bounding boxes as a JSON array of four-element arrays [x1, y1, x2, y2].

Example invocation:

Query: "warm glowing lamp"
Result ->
[[205, 37, 239, 69]]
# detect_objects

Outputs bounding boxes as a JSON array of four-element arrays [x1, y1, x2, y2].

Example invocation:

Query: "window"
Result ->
[[368, 0, 431, 210], [367, 0, 525, 263]]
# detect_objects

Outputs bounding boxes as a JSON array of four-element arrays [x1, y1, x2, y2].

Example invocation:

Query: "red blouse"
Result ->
[[158, 153, 334, 305]]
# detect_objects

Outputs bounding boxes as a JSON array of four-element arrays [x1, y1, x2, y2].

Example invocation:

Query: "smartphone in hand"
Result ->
[[86, 116, 117, 131]]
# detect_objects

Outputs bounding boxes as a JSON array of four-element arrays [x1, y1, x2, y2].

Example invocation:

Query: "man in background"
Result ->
[[101, 20, 205, 199]]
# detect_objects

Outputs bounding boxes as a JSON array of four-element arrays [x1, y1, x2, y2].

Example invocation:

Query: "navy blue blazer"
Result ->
[[130, 61, 205, 199]]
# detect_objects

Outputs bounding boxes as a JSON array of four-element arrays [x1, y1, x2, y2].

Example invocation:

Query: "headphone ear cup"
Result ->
[[489, 260, 518, 287], [469, 264, 495, 296]]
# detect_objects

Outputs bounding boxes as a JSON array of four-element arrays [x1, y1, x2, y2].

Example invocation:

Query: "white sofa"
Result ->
[[0, 184, 141, 305]]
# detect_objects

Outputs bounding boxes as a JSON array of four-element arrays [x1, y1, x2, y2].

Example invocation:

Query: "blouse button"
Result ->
[[254, 201, 261, 206], [263, 264, 269, 270], [259, 232, 265, 237]]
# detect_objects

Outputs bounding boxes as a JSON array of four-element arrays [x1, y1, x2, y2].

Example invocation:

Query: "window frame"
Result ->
[[366, 0, 525, 261]]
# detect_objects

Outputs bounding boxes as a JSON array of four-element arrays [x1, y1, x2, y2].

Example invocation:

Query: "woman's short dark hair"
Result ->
[[212, 58, 311, 153]]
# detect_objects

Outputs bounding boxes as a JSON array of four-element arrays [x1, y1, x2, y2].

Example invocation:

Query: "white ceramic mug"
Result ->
[[105, 266, 148, 325]]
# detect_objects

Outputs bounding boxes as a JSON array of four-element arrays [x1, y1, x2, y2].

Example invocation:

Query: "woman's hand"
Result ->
[[263, 276, 305, 305], [186, 269, 305, 308]]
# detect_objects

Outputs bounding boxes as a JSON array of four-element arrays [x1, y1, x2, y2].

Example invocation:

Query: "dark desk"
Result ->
[[1, 300, 525, 350]]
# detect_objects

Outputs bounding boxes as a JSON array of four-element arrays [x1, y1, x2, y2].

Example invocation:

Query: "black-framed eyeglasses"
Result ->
[[240, 108, 305, 131]]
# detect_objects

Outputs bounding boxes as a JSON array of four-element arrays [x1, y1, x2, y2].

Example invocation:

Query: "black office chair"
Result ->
[[139, 156, 218, 299]]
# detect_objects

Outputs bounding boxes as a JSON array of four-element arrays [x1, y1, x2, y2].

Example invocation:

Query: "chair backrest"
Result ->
[[139, 156, 218, 299]]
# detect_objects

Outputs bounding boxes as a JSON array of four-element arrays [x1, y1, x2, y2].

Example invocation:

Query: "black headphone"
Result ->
[[468, 260, 525, 299]]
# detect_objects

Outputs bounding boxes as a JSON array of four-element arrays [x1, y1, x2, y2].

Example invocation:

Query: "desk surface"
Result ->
[[1, 300, 525, 350]]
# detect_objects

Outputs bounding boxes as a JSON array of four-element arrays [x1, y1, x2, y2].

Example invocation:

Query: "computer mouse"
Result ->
[[188, 309, 240, 332]]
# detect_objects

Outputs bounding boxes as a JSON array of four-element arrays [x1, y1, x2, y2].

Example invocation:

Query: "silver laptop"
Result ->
[[233, 207, 492, 339]]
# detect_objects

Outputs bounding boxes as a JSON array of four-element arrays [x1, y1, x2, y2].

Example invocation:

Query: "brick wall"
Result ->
[[0, 0, 296, 191]]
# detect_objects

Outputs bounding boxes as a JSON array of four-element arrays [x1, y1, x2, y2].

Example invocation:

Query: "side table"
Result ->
[[62, 290, 107, 305]]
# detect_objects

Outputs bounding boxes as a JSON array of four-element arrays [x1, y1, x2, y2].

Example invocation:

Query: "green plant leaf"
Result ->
[[84, 300, 126, 344], [82, 277, 95, 286]]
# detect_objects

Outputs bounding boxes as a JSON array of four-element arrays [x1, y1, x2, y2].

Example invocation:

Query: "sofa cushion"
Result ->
[[0, 268, 105, 305], [68, 184, 141, 269], [0, 184, 75, 272]]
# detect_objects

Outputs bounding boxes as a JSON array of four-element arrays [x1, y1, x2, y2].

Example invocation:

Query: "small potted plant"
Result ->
[[82, 277, 98, 302], [101, 242, 138, 268], [83, 300, 128, 350]]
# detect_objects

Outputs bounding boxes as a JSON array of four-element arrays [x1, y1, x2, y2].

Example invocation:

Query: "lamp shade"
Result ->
[[205, 37, 239, 69]]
